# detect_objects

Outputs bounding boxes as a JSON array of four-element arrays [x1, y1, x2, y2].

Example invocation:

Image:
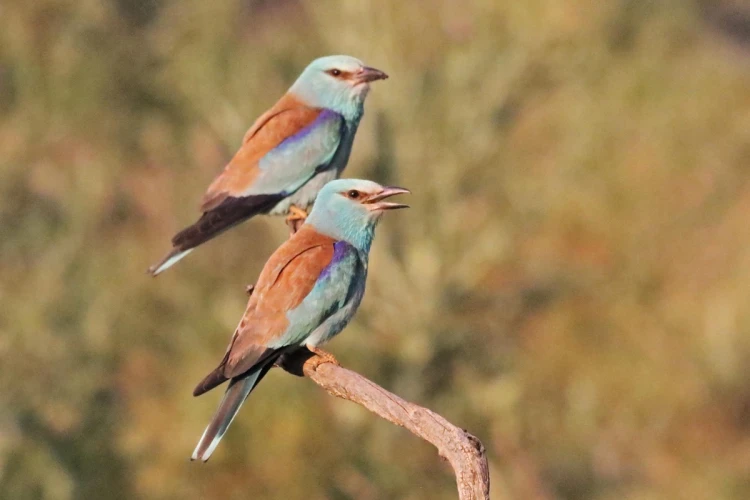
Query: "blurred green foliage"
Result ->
[[1, 0, 750, 498]]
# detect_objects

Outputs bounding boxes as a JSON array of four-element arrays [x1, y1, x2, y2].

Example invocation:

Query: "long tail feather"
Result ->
[[191, 361, 275, 462], [147, 194, 284, 277], [147, 248, 194, 276]]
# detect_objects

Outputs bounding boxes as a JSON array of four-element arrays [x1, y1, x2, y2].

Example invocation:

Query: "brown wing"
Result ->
[[200, 93, 324, 212], [192, 226, 336, 396]]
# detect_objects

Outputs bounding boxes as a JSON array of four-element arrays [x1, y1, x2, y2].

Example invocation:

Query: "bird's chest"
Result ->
[[287, 244, 367, 347], [313, 247, 365, 312], [268, 122, 359, 216]]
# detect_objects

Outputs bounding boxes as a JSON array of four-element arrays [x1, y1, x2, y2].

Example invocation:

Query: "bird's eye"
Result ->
[[347, 190, 361, 199], [329, 69, 342, 77]]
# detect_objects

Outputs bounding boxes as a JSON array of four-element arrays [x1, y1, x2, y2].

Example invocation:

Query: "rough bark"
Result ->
[[278, 348, 491, 500]]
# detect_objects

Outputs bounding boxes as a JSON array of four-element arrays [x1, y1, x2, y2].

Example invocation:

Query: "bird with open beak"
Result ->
[[190, 179, 409, 462], [148, 56, 388, 276]]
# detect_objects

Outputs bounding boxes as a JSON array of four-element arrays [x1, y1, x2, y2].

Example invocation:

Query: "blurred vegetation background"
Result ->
[[1, 0, 750, 498]]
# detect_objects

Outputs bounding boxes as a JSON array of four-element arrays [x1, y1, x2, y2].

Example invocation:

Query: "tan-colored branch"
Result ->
[[278, 349, 491, 500]]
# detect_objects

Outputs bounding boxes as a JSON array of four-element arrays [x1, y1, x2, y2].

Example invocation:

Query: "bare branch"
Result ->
[[278, 349, 491, 500]]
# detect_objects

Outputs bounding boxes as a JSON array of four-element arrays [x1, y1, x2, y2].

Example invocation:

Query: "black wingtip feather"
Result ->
[[193, 367, 229, 397], [172, 194, 284, 250]]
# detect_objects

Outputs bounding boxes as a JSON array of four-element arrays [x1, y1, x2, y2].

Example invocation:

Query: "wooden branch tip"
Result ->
[[277, 348, 491, 500]]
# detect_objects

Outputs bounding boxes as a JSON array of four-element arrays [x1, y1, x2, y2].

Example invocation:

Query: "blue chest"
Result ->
[[278, 241, 367, 348]]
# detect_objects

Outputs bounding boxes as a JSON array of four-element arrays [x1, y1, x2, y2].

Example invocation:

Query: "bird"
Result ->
[[190, 179, 409, 462], [147, 55, 389, 276]]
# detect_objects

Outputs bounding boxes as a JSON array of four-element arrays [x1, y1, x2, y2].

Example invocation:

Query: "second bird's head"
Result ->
[[290, 55, 388, 120], [307, 179, 409, 252]]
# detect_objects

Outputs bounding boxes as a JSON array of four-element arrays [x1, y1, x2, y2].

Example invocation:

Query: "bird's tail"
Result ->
[[147, 247, 194, 276], [147, 193, 284, 277], [191, 362, 274, 462]]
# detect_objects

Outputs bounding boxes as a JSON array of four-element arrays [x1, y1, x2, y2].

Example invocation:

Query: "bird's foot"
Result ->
[[288, 205, 308, 220], [305, 345, 340, 369], [285, 205, 308, 235], [245, 284, 255, 296]]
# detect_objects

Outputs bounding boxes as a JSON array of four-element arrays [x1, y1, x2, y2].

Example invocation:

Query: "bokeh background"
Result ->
[[2, 0, 750, 498]]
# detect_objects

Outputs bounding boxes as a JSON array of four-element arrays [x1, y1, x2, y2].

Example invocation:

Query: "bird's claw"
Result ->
[[245, 284, 255, 296], [305, 346, 340, 369], [285, 205, 308, 235], [288, 205, 308, 220]]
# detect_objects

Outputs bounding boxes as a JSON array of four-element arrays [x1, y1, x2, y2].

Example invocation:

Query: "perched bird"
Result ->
[[191, 179, 409, 462], [148, 55, 388, 275]]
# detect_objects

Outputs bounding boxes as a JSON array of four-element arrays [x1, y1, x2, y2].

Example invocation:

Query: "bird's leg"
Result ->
[[245, 284, 255, 296], [305, 345, 340, 369], [285, 205, 308, 235]]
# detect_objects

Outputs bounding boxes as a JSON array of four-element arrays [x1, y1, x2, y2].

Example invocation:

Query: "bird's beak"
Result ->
[[355, 66, 389, 84], [364, 186, 410, 211]]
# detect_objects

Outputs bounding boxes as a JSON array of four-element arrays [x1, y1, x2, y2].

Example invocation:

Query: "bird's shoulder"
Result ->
[[254, 225, 340, 302], [241, 93, 340, 147], [236, 227, 339, 334]]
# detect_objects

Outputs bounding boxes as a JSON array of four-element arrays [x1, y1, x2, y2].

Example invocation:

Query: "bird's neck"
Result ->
[[324, 97, 364, 123], [341, 100, 365, 123], [290, 87, 365, 123], [307, 211, 377, 254]]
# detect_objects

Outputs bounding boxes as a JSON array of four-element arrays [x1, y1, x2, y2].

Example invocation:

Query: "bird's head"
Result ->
[[290, 55, 388, 121], [306, 179, 409, 252]]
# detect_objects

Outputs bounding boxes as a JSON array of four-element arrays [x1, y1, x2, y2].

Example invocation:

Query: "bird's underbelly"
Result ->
[[268, 169, 340, 216], [305, 259, 366, 347], [305, 294, 363, 347]]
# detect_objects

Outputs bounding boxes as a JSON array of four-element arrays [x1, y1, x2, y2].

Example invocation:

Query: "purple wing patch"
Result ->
[[254, 109, 344, 194], [276, 109, 342, 150], [319, 241, 354, 281]]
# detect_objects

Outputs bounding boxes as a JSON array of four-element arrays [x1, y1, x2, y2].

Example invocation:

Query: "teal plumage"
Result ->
[[191, 179, 409, 462], [148, 56, 388, 276]]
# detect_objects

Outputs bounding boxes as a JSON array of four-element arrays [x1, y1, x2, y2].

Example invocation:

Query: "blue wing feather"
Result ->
[[249, 110, 344, 196]]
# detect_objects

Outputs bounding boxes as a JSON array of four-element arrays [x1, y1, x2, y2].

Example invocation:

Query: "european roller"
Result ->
[[190, 179, 409, 462], [148, 56, 388, 276]]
